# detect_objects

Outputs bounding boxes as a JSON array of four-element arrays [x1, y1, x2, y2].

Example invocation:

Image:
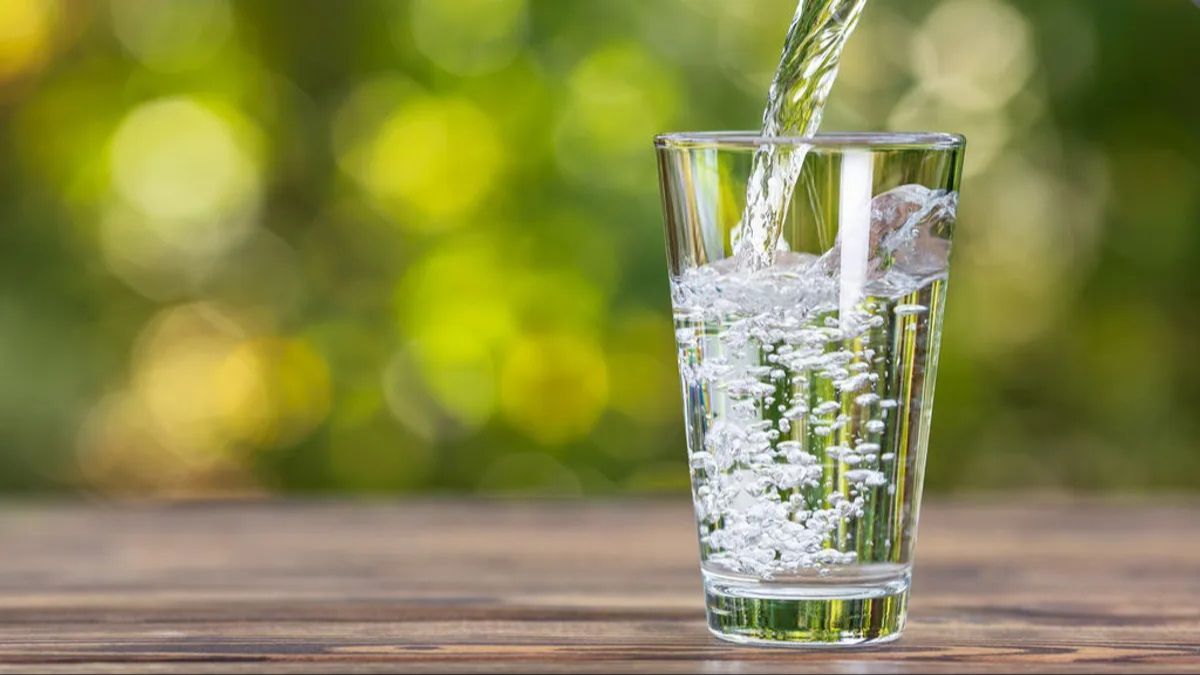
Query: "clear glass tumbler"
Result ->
[[655, 132, 965, 646]]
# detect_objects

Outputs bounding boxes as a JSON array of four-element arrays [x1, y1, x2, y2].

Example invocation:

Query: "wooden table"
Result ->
[[0, 500, 1197, 673]]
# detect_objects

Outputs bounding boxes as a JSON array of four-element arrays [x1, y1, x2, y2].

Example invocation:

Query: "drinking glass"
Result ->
[[655, 132, 965, 646]]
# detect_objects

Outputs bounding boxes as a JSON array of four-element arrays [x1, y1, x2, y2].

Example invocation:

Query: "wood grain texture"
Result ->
[[0, 499, 1197, 673]]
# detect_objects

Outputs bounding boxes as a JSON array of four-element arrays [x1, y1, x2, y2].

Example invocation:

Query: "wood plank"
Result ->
[[0, 499, 1197, 673]]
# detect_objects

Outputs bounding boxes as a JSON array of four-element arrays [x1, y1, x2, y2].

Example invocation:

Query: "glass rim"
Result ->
[[654, 131, 966, 151]]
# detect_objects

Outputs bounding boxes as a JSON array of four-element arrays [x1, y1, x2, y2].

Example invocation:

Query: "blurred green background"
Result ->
[[1, 0, 1197, 496]]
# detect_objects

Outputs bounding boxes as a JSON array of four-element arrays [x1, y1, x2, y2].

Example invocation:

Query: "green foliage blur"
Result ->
[[1, 0, 1197, 495]]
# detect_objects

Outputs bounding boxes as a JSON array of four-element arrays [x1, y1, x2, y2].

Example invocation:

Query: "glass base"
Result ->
[[703, 569, 910, 647]]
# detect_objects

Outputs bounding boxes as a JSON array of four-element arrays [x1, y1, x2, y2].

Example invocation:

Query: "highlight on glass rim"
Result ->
[[0, 0, 1198, 669]]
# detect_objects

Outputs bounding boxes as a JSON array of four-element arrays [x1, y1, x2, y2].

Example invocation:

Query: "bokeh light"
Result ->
[[214, 337, 332, 449], [0, 0, 57, 84], [332, 75, 418, 178], [555, 42, 679, 188], [109, 0, 232, 72], [499, 332, 608, 446], [109, 96, 261, 229], [398, 237, 515, 426], [102, 96, 263, 296], [1, 0, 1197, 495], [911, 0, 1033, 111], [407, 0, 528, 76], [348, 94, 503, 227], [77, 300, 334, 495], [77, 303, 256, 495], [130, 303, 252, 456], [76, 390, 256, 496]]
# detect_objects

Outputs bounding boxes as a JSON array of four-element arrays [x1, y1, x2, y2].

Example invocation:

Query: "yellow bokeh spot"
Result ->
[[408, 0, 527, 76], [214, 337, 332, 449], [110, 96, 261, 232], [131, 304, 332, 457], [131, 302, 248, 456], [556, 43, 678, 177], [332, 76, 418, 176], [0, 0, 55, 83], [400, 239, 517, 364], [103, 96, 263, 295], [397, 237, 513, 426], [395, 234, 612, 430], [499, 332, 608, 446], [76, 390, 260, 496], [361, 95, 502, 226], [912, 0, 1033, 111], [410, 331, 498, 429]]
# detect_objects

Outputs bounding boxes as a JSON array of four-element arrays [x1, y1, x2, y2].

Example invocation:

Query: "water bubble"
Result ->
[[836, 372, 872, 391], [894, 304, 928, 316], [783, 404, 807, 419], [855, 393, 880, 406], [845, 469, 887, 486], [813, 400, 841, 416]]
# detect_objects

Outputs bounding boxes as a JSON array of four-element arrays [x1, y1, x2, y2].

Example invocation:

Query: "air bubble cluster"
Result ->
[[672, 188, 955, 578]]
